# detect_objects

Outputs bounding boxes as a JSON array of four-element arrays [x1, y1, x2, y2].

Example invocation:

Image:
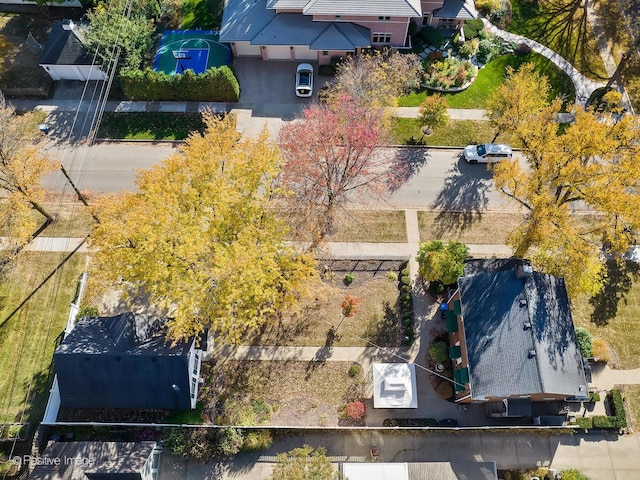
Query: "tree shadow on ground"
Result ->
[[519, 0, 606, 79], [305, 327, 338, 380], [363, 301, 400, 348], [431, 158, 490, 236], [589, 259, 640, 326], [387, 148, 430, 193]]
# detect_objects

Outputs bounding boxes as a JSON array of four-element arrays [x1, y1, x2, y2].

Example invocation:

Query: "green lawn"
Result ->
[[398, 52, 576, 108], [390, 118, 522, 147], [97, 112, 206, 140], [181, 0, 222, 29], [571, 261, 640, 370], [508, 0, 608, 79], [0, 252, 86, 424]]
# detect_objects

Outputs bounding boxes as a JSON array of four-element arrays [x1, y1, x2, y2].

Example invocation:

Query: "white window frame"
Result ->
[[372, 33, 392, 44]]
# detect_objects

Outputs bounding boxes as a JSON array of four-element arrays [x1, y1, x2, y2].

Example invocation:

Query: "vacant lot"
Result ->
[[0, 252, 86, 425], [244, 260, 404, 347], [204, 360, 365, 427]]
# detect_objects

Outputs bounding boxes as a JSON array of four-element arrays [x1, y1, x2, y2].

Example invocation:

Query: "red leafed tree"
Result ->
[[341, 294, 360, 317], [277, 95, 401, 248]]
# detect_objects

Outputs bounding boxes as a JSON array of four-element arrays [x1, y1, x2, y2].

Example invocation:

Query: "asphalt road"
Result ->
[[42, 142, 514, 211]]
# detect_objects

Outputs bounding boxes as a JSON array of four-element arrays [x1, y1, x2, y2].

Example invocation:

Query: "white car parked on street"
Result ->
[[463, 143, 513, 163]]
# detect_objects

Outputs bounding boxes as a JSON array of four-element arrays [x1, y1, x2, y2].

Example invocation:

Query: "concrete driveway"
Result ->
[[232, 57, 330, 118]]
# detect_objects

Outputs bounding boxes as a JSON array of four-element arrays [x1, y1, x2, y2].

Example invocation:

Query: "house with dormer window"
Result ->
[[219, 0, 477, 63]]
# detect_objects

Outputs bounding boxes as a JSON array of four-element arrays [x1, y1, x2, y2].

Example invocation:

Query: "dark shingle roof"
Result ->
[[40, 20, 93, 66], [432, 0, 477, 19], [459, 268, 587, 400], [28, 442, 155, 480], [54, 314, 195, 410]]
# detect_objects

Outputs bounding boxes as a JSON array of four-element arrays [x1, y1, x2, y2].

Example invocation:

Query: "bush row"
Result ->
[[119, 66, 240, 102], [383, 417, 436, 427], [589, 389, 627, 430], [399, 264, 414, 346], [163, 427, 273, 458]]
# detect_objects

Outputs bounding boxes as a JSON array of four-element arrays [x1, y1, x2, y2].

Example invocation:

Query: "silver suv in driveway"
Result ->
[[464, 144, 513, 163]]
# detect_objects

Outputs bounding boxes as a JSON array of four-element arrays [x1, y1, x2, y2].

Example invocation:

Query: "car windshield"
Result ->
[[477, 144, 486, 156]]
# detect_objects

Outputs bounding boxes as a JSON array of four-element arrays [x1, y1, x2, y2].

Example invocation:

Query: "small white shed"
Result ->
[[372, 363, 418, 409]]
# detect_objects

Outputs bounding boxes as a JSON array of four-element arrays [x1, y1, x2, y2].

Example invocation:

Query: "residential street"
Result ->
[[42, 142, 517, 211], [161, 430, 640, 480]]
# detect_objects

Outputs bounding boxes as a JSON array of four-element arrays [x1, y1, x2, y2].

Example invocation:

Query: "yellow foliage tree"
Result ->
[[491, 90, 640, 296], [0, 98, 58, 261], [88, 113, 318, 344]]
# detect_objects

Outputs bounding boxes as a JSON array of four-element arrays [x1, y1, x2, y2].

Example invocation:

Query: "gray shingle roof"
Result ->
[[310, 22, 370, 50], [220, 0, 277, 42], [303, 0, 421, 17], [28, 442, 155, 480], [40, 20, 93, 66], [432, 0, 477, 19], [459, 269, 587, 400]]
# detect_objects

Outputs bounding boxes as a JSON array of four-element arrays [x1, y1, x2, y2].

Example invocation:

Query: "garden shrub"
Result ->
[[242, 430, 273, 451], [120, 66, 240, 101], [591, 339, 611, 363], [343, 273, 355, 285], [462, 23, 477, 40], [401, 267, 409, 276], [435, 381, 454, 399], [575, 417, 593, 429], [76, 305, 99, 321], [401, 285, 411, 293], [575, 327, 593, 357], [475, 0, 501, 13], [514, 42, 532, 55], [408, 20, 418, 36], [560, 469, 591, 480], [476, 39, 499, 64], [217, 427, 244, 457], [163, 427, 218, 459], [589, 391, 601, 402], [458, 39, 479, 59], [348, 364, 362, 377], [401, 275, 411, 285], [386, 271, 398, 281], [592, 415, 618, 428], [420, 26, 443, 47], [424, 57, 476, 89], [345, 401, 366, 421], [609, 389, 627, 428], [466, 18, 485, 32], [429, 341, 448, 363]]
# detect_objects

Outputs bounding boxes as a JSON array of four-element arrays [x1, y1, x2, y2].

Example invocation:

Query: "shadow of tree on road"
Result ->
[[431, 158, 491, 237], [388, 148, 430, 193]]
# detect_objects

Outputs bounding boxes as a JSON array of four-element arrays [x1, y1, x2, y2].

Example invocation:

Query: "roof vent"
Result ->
[[516, 264, 533, 278], [528, 349, 536, 358], [523, 321, 532, 330], [62, 20, 75, 31], [519, 298, 528, 308]]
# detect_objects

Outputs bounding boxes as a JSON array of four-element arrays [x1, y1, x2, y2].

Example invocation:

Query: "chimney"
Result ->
[[516, 264, 533, 279], [62, 20, 75, 31]]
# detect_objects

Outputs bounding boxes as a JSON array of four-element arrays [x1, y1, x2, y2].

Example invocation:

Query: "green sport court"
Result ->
[[153, 30, 231, 75]]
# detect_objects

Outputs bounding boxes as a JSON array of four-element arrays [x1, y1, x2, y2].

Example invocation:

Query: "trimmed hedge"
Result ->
[[575, 417, 593, 429], [120, 66, 240, 102], [590, 389, 627, 430]]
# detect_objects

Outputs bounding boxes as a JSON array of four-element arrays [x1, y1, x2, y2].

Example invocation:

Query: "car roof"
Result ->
[[297, 63, 313, 72], [484, 144, 512, 154]]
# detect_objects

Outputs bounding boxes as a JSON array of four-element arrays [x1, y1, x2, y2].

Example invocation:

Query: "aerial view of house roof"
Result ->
[[39, 20, 93, 66], [28, 441, 157, 480], [458, 266, 588, 400], [301, 0, 422, 17]]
